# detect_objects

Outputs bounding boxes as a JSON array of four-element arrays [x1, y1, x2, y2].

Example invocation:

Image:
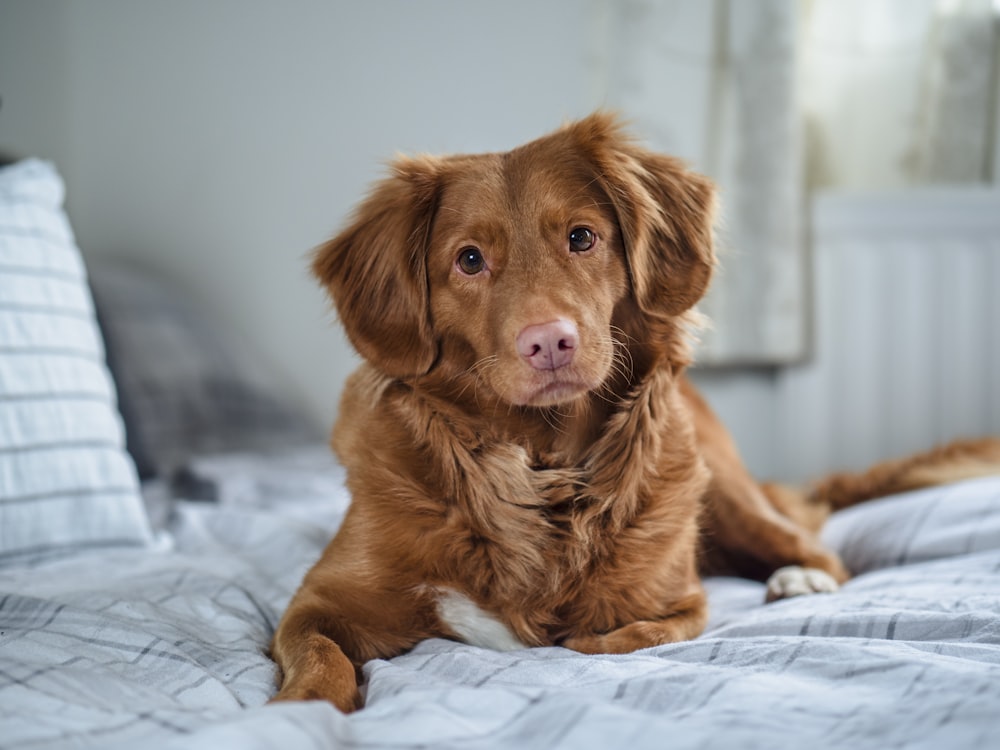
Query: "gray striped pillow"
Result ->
[[0, 160, 153, 565]]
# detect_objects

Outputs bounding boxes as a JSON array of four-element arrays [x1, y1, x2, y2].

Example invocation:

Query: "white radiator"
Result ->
[[773, 189, 1000, 482]]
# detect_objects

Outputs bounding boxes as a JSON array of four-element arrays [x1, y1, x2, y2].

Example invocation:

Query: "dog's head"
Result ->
[[314, 112, 715, 408]]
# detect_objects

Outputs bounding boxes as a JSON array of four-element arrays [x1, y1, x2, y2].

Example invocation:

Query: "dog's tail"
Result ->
[[762, 437, 1000, 534], [810, 436, 1000, 510]]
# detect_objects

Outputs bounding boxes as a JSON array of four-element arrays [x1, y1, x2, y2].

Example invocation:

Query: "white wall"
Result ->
[[1, 0, 605, 431], [3, 2, 997, 482], [0, 2, 74, 169]]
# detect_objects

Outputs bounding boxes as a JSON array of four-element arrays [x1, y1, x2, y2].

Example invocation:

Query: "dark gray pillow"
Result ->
[[88, 261, 321, 479]]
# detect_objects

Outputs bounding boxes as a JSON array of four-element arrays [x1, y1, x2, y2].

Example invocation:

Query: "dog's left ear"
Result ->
[[571, 114, 716, 320]]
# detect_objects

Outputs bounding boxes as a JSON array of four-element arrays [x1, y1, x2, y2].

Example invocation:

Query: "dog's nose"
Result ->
[[516, 319, 579, 370]]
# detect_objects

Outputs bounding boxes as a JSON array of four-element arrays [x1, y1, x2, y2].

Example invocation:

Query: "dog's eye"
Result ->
[[457, 246, 486, 275], [569, 227, 595, 253]]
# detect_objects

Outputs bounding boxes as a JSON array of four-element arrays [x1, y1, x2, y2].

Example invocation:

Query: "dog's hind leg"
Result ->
[[681, 378, 850, 590]]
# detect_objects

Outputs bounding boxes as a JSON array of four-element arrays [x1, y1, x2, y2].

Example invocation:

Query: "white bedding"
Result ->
[[2, 449, 999, 750]]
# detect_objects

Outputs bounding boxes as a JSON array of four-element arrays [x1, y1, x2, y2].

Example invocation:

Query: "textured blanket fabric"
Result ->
[[1, 458, 998, 750]]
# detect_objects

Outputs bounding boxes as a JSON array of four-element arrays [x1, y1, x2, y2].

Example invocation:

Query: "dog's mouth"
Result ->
[[501, 366, 606, 408], [519, 379, 591, 407]]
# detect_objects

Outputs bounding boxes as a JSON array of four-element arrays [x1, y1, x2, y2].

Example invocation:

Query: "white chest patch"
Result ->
[[434, 589, 527, 651]]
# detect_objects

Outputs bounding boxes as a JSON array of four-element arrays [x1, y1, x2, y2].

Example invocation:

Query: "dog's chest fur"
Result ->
[[337, 366, 708, 646]]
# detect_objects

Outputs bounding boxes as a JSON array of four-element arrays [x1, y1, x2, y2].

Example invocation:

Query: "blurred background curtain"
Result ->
[[803, 0, 998, 189], [591, 0, 998, 365]]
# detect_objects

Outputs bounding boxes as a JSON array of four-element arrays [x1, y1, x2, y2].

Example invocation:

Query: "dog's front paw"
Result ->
[[765, 566, 840, 603], [271, 677, 363, 713]]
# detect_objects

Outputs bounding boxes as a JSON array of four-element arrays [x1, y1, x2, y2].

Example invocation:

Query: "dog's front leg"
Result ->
[[270, 570, 440, 712], [269, 607, 363, 711], [561, 590, 708, 654]]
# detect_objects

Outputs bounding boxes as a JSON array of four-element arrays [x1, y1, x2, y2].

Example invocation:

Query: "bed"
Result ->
[[2, 160, 999, 750]]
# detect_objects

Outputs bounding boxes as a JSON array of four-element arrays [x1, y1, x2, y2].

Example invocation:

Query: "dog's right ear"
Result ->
[[313, 158, 440, 378]]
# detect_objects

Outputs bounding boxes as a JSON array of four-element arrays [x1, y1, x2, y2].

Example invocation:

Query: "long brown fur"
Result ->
[[270, 113, 1000, 711]]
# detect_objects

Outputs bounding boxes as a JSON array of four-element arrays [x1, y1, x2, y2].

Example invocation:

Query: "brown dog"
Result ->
[[270, 113, 1000, 711]]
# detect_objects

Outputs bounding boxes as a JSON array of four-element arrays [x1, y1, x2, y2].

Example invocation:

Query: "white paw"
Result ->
[[765, 566, 840, 603]]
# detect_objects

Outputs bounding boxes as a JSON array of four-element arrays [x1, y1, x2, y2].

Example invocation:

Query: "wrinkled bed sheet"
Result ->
[[2, 447, 999, 750]]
